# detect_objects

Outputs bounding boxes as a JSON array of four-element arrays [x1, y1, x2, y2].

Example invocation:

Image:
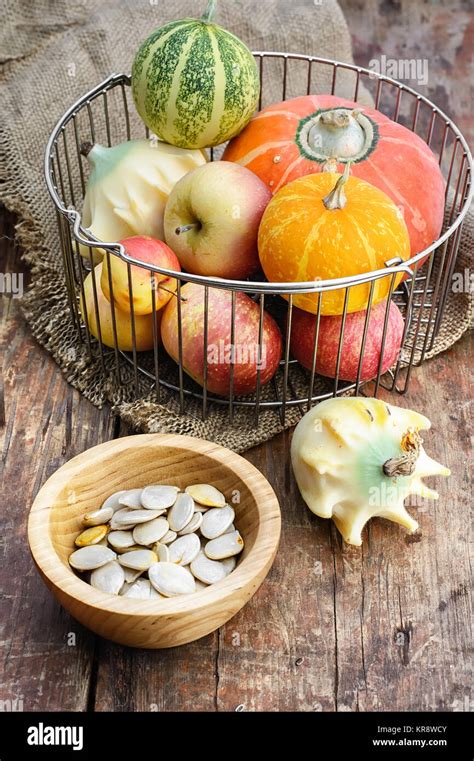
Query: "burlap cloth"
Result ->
[[1, 0, 472, 453]]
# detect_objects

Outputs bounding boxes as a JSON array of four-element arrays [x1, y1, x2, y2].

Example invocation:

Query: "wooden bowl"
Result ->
[[28, 434, 281, 648]]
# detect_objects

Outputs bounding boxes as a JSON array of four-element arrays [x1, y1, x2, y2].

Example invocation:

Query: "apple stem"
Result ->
[[156, 283, 187, 302], [157, 283, 180, 298], [175, 223, 201, 235]]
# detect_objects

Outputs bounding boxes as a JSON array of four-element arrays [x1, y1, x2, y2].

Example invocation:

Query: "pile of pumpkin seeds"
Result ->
[[68, 484, 244, 599]]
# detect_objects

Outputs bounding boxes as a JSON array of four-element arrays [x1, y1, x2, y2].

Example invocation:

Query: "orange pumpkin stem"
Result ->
[[322, 157, 339, 173], [323, 161, 352, 210]]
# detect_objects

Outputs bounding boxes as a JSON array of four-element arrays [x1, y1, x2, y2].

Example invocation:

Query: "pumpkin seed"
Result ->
[[108, 530, 135, 551], [160, 530, 178, 545], [75, 525, 108, 547], [119, 581, 134, 596], [154, 543, 170, 562], [118, 549, 158, 571], [168, 534, 201, 566], [90, 561, 124, 595], [168, 493, 194, 532], [122, 567, 143, 584], [200, 505, 235, 540], [178, 512, 203, 535], [148, 562, 196, 597], [123, 578, 163, 599], [190, 553, 227, 585], [132, 517, 169, 546], [83, 507, 114, 527], [221, 556, 237, 575], [121, 578, 149, 598], [114, 544, 145, 554], [118, 488, 143, 509], [109, 508, 137, 530], [70, 480, 244, 600], [140, 485, 179, 510], [102, 490, 128, 512], [204, 531, 244, 560], [69, 545, 116, 571], [114, 509, 162, 527], [185, 484, 226, 508]]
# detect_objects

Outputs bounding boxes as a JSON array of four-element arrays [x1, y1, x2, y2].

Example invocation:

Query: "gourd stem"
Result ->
[[323, 161, 352, 210], [80, 141, 93, 158], [304, 108, 371, 163], [383, 428, 422, 478], [201, 0, 217, 23], [319, 108, 363, 130], [383, 453, 418, 477], [175, 223, 201, 235]]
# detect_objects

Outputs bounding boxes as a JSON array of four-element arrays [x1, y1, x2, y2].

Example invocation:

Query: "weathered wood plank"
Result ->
[[213, 430, 338, 711], [0, 210, 116, 711], [92, 638, 220, 712], [329, 344, 472, 712]]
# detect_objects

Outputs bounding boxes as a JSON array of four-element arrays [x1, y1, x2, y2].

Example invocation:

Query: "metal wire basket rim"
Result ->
[[68, 212, 415, 293], [45, 55, 473, 291]]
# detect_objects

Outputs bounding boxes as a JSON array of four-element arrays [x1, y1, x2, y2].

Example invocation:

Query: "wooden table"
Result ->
[[1, 205, 471, 712]]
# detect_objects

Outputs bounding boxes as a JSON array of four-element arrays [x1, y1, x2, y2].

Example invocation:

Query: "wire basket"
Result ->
[[45, 53, 472, 424]]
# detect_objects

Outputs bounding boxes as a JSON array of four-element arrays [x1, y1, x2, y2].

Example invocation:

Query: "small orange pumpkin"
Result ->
[[257, 166, 410, 315]]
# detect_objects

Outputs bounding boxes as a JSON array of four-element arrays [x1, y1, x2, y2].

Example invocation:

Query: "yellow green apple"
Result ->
[[163, 162, 271, 280]]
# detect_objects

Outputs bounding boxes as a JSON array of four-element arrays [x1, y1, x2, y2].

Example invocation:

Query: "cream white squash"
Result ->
[[79, 138, 206, 262], [291, 397, 450, 546]]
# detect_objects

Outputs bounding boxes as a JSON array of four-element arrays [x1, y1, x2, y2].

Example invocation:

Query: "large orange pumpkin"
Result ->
[[257, 167, 410, 315], [224, 94, 445, 256]]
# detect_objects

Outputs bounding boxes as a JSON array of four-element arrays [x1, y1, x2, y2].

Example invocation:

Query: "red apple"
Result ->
[[290, 300, 404, 382], [101, 235, 181, 315], [161, 283, 282, 396], [163, 161, 272, 279]]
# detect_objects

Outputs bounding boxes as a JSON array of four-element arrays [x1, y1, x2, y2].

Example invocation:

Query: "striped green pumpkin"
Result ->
[[131, 0, 260, 150]]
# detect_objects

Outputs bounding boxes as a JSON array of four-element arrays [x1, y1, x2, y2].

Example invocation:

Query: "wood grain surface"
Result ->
[[1, 0, 472, 711]]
